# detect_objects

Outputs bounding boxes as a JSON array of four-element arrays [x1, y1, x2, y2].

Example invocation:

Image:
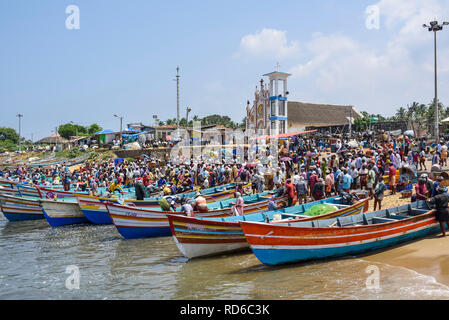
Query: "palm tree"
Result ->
[[395, 107, 407, 121]]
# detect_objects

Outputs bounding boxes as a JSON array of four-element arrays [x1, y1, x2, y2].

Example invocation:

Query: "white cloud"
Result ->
[[235, 28, 300, 60], [281, 0, 449, 116], [232, 1, 449, 117]]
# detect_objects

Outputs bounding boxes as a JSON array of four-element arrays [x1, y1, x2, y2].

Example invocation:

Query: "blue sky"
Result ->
[[1, 0, 449, 140]]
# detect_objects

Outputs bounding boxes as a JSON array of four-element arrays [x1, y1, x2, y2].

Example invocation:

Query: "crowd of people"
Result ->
[[2, 129, 449, 232]]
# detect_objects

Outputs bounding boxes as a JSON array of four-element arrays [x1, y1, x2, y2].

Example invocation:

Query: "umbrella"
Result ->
[[305, 152, 316, 157], [280, 157, 292, 161], [246, 163, 257, 167]]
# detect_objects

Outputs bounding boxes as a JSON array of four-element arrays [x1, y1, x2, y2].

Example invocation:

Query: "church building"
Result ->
[[246, 68, 363, 135]]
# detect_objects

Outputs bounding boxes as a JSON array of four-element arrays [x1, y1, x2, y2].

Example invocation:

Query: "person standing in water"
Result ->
[[428, 186, 449, 237]]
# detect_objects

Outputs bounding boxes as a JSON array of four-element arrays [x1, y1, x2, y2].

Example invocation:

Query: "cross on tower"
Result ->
[[275, 62, 281, 71]]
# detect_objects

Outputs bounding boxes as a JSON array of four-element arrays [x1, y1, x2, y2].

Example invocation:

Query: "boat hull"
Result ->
[[168, 197, 369, 259], [240, 203, 439, 266], [107, 194, 280, 239], [0, 194, 44, 221], [41, 199, 89, 227], [77, 183, 251, 225], [249, 224, 440, 266]]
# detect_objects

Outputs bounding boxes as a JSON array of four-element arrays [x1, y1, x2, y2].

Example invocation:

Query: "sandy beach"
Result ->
[[359, 189, 449, 288]]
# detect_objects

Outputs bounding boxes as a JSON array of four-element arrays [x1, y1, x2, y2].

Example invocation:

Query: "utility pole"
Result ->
[[114, 114, 123, 146], [348, 108, 352, 138], [186, 107, 191, 125], [16, 114, 23, 153], [176, 66, 180, 128], [423, 20, 449, 141], [55, 126, 59, 150]]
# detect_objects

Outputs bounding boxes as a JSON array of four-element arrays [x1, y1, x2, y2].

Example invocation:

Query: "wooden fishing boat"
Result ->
[[36, 186, 108, 199], [76, 183, 251, 225], [0, 194, 44, 221], [16, 184, 41, 198], [40, 198, 89, 227], [239, 200, 438, 266], [0, 193, 87, 226], [106, 191, 288, 239], [168, 196, 369, 259], [0, 179, 19, 189], [0, 185, 22, 197]]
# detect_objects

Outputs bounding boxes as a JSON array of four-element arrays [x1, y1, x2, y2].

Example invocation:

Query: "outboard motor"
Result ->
[[340, 192, 356, 205]]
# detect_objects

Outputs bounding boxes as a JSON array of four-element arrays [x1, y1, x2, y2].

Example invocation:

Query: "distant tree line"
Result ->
[[0, 127, 30, 152], [354, 100, 449, 136], [58, 123, 103, 140], [159, 114, 246, 130]]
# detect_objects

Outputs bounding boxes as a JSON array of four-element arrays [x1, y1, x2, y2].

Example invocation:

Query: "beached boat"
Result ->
[[239, 200, 439, 266], [40, 198, 89, 227], [0, 185, 22, 197], [36, 185, 133, 199], [168, 196, 369, 259], [0, 193, 87, 226], [106, 192, 288, 239], [16, 184, 41, 198], [0, 194, 44, 221], [0, 179, 18, 189], [76, 183, 251, 225]]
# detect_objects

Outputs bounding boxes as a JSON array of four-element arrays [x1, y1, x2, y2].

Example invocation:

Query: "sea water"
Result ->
[[1, 215, 449, 300]]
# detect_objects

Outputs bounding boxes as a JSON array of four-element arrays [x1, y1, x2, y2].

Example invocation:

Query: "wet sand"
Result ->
[[362, 192, 449, 288]]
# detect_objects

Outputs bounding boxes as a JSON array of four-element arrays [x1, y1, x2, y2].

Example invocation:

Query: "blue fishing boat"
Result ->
[[168, 195, 368, 259], [107, 191, 287, 239], [0, 194, 44, 221], [77, 182, 250, 225], [239, 200, 438, 266], [40, 198, 90, 227]]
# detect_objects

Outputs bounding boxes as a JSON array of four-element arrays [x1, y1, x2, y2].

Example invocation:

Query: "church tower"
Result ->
[[246, 65, 291, 135], [263, 66, 291, 135]]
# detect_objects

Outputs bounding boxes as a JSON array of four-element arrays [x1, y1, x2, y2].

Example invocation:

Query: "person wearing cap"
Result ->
[[428, 185, 449, 236]]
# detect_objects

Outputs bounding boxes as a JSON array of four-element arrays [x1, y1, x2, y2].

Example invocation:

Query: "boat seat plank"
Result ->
[[372, 217, 396, 224], [281, 213, 308, 218]]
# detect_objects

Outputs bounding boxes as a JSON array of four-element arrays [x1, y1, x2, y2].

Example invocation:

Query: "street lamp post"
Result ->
[[16, 114, 23, 153], [423, 21, 449, 142], [114, 114, 123, 146]]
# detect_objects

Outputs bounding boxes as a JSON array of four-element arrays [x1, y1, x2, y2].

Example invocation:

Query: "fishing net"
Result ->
[[304, 204, 338, 217]]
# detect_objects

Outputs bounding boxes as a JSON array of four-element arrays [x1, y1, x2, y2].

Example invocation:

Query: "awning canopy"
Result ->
[[250, 129, 317, 140], [94, 129, 115, 135]]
